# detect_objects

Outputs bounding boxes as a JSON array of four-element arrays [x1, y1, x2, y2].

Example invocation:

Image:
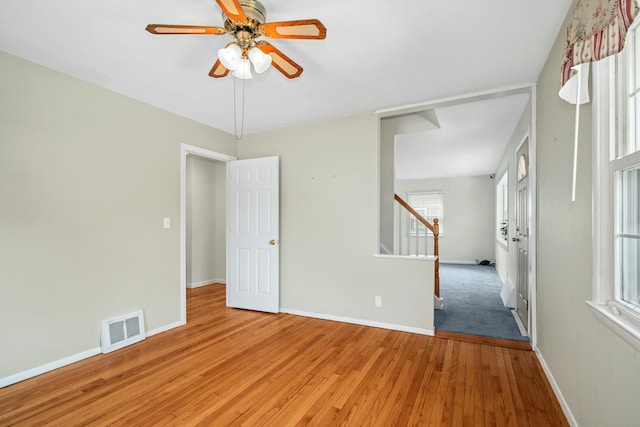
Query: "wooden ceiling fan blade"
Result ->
[[258, 19, 327, 39], [209, 59, 230, 78], [256, 41, 303, 79], [215, 0, 248, 23], [146, 24, 227, 35]]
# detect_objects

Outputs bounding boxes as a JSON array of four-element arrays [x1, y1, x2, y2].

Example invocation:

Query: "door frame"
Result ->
[[377, 84, 538, 347], [514, 133, 532, 336], [527, 85, 538, 349], [180, 144, 236, 324], [507, 96, 537, 349]]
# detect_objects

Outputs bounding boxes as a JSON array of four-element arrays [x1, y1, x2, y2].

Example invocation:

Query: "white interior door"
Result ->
[[515, 139, 530, 331], [227, 156, 279, 313]]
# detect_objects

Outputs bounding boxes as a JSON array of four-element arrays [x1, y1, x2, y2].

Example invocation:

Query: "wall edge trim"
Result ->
[[281, 308, 434, 336], [0, 320, 184, 389], [534, 348, 580, 427], [0, 347, 101, 389]]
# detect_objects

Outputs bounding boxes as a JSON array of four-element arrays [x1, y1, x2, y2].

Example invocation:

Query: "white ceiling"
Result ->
[[0, 0, 571, 135], [394, 93, 531, 180]]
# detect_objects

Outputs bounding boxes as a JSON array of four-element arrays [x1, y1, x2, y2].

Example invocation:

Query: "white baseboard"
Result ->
[[0, 347, 101, 389], [186, 279, 226, 289], [281, 308, 434, 336], [534, 348, 579, 427], [440, 260, 477, 265], [0, 319, 185, 389], [510, 309, 529, 337], [147, 320, 184, 337]]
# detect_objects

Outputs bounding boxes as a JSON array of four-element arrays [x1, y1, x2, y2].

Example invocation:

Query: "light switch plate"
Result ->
[[163, 217, 171, 229]]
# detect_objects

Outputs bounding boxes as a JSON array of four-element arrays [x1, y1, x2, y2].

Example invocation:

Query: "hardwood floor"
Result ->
[[0, 285, 568, 426], [433, 331, 532, 351]]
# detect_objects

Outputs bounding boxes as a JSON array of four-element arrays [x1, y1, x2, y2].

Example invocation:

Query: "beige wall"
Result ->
[[7, 4, 640, 421], [239, 114, 434, 331], [396, 176, 496, 263], [214, 162, 227, 280], [186, 156, 226, 286], [379, 118, 394, 253], [0, 51, 236, 378], [535, 1, 640, 425]]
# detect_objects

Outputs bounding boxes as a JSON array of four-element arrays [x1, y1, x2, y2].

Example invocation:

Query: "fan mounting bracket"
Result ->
[[223, 0, 267, 47]]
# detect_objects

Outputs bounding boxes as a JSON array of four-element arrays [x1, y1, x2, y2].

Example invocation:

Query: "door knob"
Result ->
[[269, 239, 278, 246], [512, 237, 520, 242]]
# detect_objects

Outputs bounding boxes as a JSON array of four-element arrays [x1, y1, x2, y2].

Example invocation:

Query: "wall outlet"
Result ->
[[375, 296, 382, 307], [163, 217, 171, 229]]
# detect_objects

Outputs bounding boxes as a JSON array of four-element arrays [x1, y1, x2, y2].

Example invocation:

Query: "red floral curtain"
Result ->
[[561, 0, 639, 87]]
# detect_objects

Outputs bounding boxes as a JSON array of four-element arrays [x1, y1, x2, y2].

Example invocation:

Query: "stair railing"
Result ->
[[394, 193, 440, 297]]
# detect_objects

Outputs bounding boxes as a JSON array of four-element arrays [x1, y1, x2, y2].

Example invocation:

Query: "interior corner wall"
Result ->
[[494, 100, 531, 286], [0, 51, 236, 379], [378, 118, 395, 253], [238, 113, 434, 332], [214, 162, 227, 281], [535, 1, 640, 425], [395, 176, 496, 263], [186, 156, 226, 287]]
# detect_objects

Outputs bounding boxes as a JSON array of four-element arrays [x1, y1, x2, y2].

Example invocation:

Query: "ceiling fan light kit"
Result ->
[[218, 43, 242, 70], [248, 47, 271, 74], [233, 58, 253, 79], [218, 44, 271, 75], [146, 0, 326, 79], [146, 0, 326, 137]]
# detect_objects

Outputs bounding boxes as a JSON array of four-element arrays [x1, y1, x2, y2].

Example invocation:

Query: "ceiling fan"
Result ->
[[146, 0, 327, 79]]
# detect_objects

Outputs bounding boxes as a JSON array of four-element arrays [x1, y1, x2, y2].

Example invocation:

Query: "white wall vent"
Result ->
[[100, 310, 146, 354]]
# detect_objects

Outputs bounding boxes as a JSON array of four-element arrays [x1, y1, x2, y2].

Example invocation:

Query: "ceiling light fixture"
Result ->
[[217, 43, 242, 70], [217, 43, 272, 76], [146, 0, 327, 140], [233, 58, 253, 79], [217, 38, 272, 139]]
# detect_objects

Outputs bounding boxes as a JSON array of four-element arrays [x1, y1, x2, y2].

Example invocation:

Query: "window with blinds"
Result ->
[[407, 192, 443, 236]]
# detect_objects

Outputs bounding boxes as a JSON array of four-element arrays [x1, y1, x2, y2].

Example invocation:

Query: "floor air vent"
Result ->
[[100, 310, 146, 354]]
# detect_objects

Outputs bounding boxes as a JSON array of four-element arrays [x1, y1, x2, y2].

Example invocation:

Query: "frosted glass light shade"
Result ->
[[218, 44, 242, 70], [248, 47, 272, 73], [233, 58, 252, 79]]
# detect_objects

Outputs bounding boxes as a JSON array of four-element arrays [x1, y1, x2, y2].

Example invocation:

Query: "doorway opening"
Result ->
[[186, 155, 226, 289], [377, 85, 537, 346], [180, 144, 236, 324]]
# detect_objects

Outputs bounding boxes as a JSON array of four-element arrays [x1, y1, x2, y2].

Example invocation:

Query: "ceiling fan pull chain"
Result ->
[[233, 75, 245, 140]]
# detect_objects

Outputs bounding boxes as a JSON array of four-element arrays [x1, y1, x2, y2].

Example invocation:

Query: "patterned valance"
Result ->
[[561, 0, 639, 87]]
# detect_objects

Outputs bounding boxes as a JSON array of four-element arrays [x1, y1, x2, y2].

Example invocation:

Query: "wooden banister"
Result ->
[[394, 193, 440, 297], [394, 194, 434, 233]]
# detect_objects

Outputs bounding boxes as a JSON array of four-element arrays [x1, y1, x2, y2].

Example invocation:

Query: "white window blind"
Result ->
[[407, 192, 443, 235]]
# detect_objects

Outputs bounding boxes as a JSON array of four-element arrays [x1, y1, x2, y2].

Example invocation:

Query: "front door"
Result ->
[[227, 156, 280, 313], [515, 139, 530, 331]]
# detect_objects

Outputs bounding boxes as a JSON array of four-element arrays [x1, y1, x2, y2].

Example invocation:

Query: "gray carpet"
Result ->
[[434, 263, 529, 342]]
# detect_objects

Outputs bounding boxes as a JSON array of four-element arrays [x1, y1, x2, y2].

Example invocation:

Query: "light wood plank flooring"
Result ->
[[0, 285, 568, 426]]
